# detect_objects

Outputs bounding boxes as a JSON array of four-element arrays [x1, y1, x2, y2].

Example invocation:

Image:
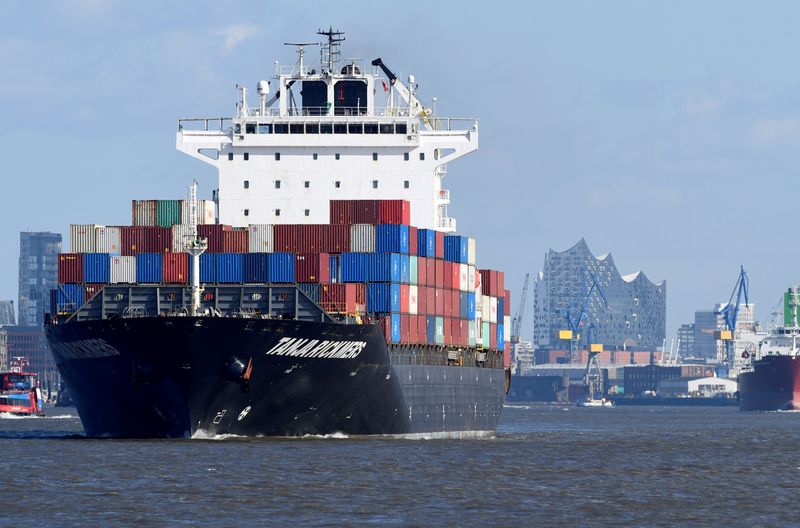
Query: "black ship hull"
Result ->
[[46, 317, 505, 438], [738, 355, 800, 411]]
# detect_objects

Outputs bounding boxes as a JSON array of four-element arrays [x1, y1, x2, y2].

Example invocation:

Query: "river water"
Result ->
[[1, 404, 798, 526]]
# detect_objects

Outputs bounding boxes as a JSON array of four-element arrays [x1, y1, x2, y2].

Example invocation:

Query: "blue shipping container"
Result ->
[[418, 229, 436, 257], [467, 292, 476, 320], [329, 255, 340, 284], [83, 253, 110, 283], [199, 253, 215, 283], [444, 235, 469, 264], [267, 253, 295, 283], [136, 253, 163, 283], [366, 283, 401, 313], [498, 323, 505, 351], [460, 292, 468, 319], [368, 253, 400, 282], [340, 253, 368, 282], [243, 253, 269, 282], [52, 284, 85, 313], [426, 316, 436, 344], [497, 298, 505, 320], [375, 224, 409, 254], [390, 313, 401, 343], [215, 253, 243, 283], [400, 255, 410, 284]]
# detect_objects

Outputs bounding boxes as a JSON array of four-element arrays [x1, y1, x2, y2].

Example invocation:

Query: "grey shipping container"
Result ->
[[95, 226, 121, 255], [110, 255, 136, 284], [70, 224, 100, 253], [247, 224, 274, 253], [349, 224, 375, 253]]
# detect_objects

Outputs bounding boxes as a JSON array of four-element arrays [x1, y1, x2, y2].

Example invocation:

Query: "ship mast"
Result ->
[[185, 180, 208, 316]]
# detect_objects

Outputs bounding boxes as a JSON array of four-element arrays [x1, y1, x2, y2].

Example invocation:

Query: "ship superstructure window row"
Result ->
[[239, 122, 408, 135]]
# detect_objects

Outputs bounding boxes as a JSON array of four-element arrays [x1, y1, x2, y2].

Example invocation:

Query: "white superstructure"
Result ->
[[176, 29, 478, 232]]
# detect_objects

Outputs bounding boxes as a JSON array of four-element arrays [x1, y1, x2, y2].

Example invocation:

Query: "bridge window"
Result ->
[[373, 153, 378, 161], [274, 153, 280, 161], [334, 123, 347, 134], [275, 180, 281, 189], [243, 152, 249, 161], [290, 123, 303, 134], [396, 123, 408, 134], [335, 153, 340, 160], [380, 124, 394, 134], [306, 123, 319, 134], [245, 123, 256, 134], [404, 180, 409, 189], [419, 152, 425, 161], [228, 152, 234, 161], [304, 181, 310, 188], [335, 181, 341, 188], [244, 209, 250, 216], [348, 123, 363, 134], [372, 180, 378, 189], [258, 124, 272, 134], [304, 209, 310, 216], [313, 153, 318, 160], [274, 123, 289, 134], [320, 123, 333, 134], [244, 180, 249, 189], [404, 153, 409, 161], [275, 209, 281, 217], [364, 123, 378, 134]]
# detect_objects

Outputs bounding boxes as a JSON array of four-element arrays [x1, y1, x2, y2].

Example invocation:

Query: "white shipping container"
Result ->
[[467, 238, 476, 265], [459, 263, 469, 292], [248, 224, 274, 252], [110, 256, 136, 284], [132, 200, 157, 226], [468, 265, 476, 292], [95, 226, 121, 254], [181, 200, 216, 226], [409, 285, 418, 315], [504, 315, 511, 342], [481, 297, 491, 323], [70, 224, 100, 253], [171, 224, 192, 253], [490, 296, 498, 324], [350, 224, 375, 252]]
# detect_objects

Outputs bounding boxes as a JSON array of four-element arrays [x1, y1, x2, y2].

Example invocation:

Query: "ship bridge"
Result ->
[[176, 29, 477, 231]]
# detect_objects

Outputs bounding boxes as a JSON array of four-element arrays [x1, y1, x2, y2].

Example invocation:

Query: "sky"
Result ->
[[2, 0, 799, 340]]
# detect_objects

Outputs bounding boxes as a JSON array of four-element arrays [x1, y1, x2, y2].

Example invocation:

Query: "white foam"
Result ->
[[503, 404, 533, 410], [302, 432, 350, 439], [191, 429, 244, 441]]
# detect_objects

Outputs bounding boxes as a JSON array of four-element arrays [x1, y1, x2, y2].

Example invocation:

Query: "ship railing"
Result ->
[[177, 117, 232, 132], [274, 64, 380, 77], [240, 106, 414, 118], [436, 217, 457, 230], [429, 117, 478, 132]]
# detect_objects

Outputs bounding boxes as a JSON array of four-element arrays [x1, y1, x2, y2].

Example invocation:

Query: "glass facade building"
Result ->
[[18, 232, 61, 327]]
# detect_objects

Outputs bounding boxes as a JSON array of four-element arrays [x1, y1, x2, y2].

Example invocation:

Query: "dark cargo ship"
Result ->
[[45, 30, 510, 438]]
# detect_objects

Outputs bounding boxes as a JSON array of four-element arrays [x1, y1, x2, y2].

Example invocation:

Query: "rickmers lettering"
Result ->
[[265, 337, 366, 360]]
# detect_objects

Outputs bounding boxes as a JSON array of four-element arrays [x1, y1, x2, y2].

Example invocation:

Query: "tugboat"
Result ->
[[0, 357, 45, 416]]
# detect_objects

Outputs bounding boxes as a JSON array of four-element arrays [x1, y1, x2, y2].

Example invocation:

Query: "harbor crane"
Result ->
[[560, 271, 610, 364], [510, 273, 531, 370], [716, 266, 749, 369]]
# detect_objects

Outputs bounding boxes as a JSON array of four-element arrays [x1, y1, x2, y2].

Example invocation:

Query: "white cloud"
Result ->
[[216, 24, 260, 53], [752, 117, 800, 144]]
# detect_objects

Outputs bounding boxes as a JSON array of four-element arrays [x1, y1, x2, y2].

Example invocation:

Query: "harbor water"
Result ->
[[1, 405, 798, 525]]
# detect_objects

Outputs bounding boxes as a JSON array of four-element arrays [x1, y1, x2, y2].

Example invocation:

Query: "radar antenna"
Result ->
[[317, 26, 345, 74], [284, 42, 319, 76]]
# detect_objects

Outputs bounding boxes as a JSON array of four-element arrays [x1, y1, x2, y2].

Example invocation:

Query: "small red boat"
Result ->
[[0, 357, 44, 416]]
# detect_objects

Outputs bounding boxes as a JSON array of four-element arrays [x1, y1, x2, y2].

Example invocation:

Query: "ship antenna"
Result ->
[[284, 42, 319, 76], [317, 26, 345, 74], [185, 180, 208, 316]]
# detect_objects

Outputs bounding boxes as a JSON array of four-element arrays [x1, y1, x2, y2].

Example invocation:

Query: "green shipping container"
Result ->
[[409, 256, 418, 285], [482, 321, 491, 348], [157, 200, 182, 228], [435, 316, 444, 345], [468, 321, 476, 346]]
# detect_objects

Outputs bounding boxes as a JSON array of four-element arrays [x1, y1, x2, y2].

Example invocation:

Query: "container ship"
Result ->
[[45, 29, 511, 438], [739, 287, 800, 411]]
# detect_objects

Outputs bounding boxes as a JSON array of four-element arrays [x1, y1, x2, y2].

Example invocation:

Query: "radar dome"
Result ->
[[257, 80, 270, 95]]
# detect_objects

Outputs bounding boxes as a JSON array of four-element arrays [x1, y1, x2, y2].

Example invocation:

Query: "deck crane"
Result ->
[[371, 58, 434, 130], [510, 273, 531, 371], [561, 271, 610, 364], [716, 266, 749, 370]]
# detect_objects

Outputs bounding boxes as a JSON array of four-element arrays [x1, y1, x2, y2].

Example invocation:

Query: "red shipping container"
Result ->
[[443, 289, 452, 317], [400, 315, 410, 343], [426, 258, 435, 287], [273, 224, 298, 252], [408, 226, 418, 257], [222, 229, 248, 253], [427, 287, 435, 316], [58, 253, 83, 283], [435, 260, 444, 286], [329, 200, 354, 225], [418, 316, 427, 345], [417, 286, 427, 315], [380, 317, 392, 343], [504, 289, 512, 316], [84, 283, 104, 302], [443, 262, 452, 289], [320, 283, 366, 314], [122, 226, 172, 255], [377, 199, 411, 225], [407, 315, 417, 344], [321, 224, 350, 253], [353, 200, 379, 224], [479, 269, 500, 297], [400, 284, 410, 314], [295, 253, 330, 283], [296, 224, 322, 253], [459, 319, 467, 347], [163, 253, 189, 284], [450, 263, 459, 290], [197, 224, 232, 254], [435, 288, 444, 315], [490, 322, 497, 350], [417, 257, 427, 286], [498, 271, 505, 299], [435, 231, 445, 259], [504, 348, 511, 368], [451, 290, 460, 317]]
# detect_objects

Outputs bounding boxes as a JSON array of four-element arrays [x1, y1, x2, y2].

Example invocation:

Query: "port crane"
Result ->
[[716, 266, 750, 369], [561, 271, 610, 364], [510, 273, 530, 371]]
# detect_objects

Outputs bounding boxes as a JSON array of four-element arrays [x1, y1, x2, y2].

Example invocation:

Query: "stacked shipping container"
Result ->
[[56, 199, 509, 354]]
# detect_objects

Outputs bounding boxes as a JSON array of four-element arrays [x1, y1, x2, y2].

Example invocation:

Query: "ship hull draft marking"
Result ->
[[47, 317, 504, 438]]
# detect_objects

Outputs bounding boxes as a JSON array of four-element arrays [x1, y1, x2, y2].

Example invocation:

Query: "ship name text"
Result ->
[[265, 337, 366, 360]]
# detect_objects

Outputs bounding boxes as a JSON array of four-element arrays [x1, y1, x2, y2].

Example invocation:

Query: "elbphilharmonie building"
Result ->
[[533, 239, 666, 351]]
